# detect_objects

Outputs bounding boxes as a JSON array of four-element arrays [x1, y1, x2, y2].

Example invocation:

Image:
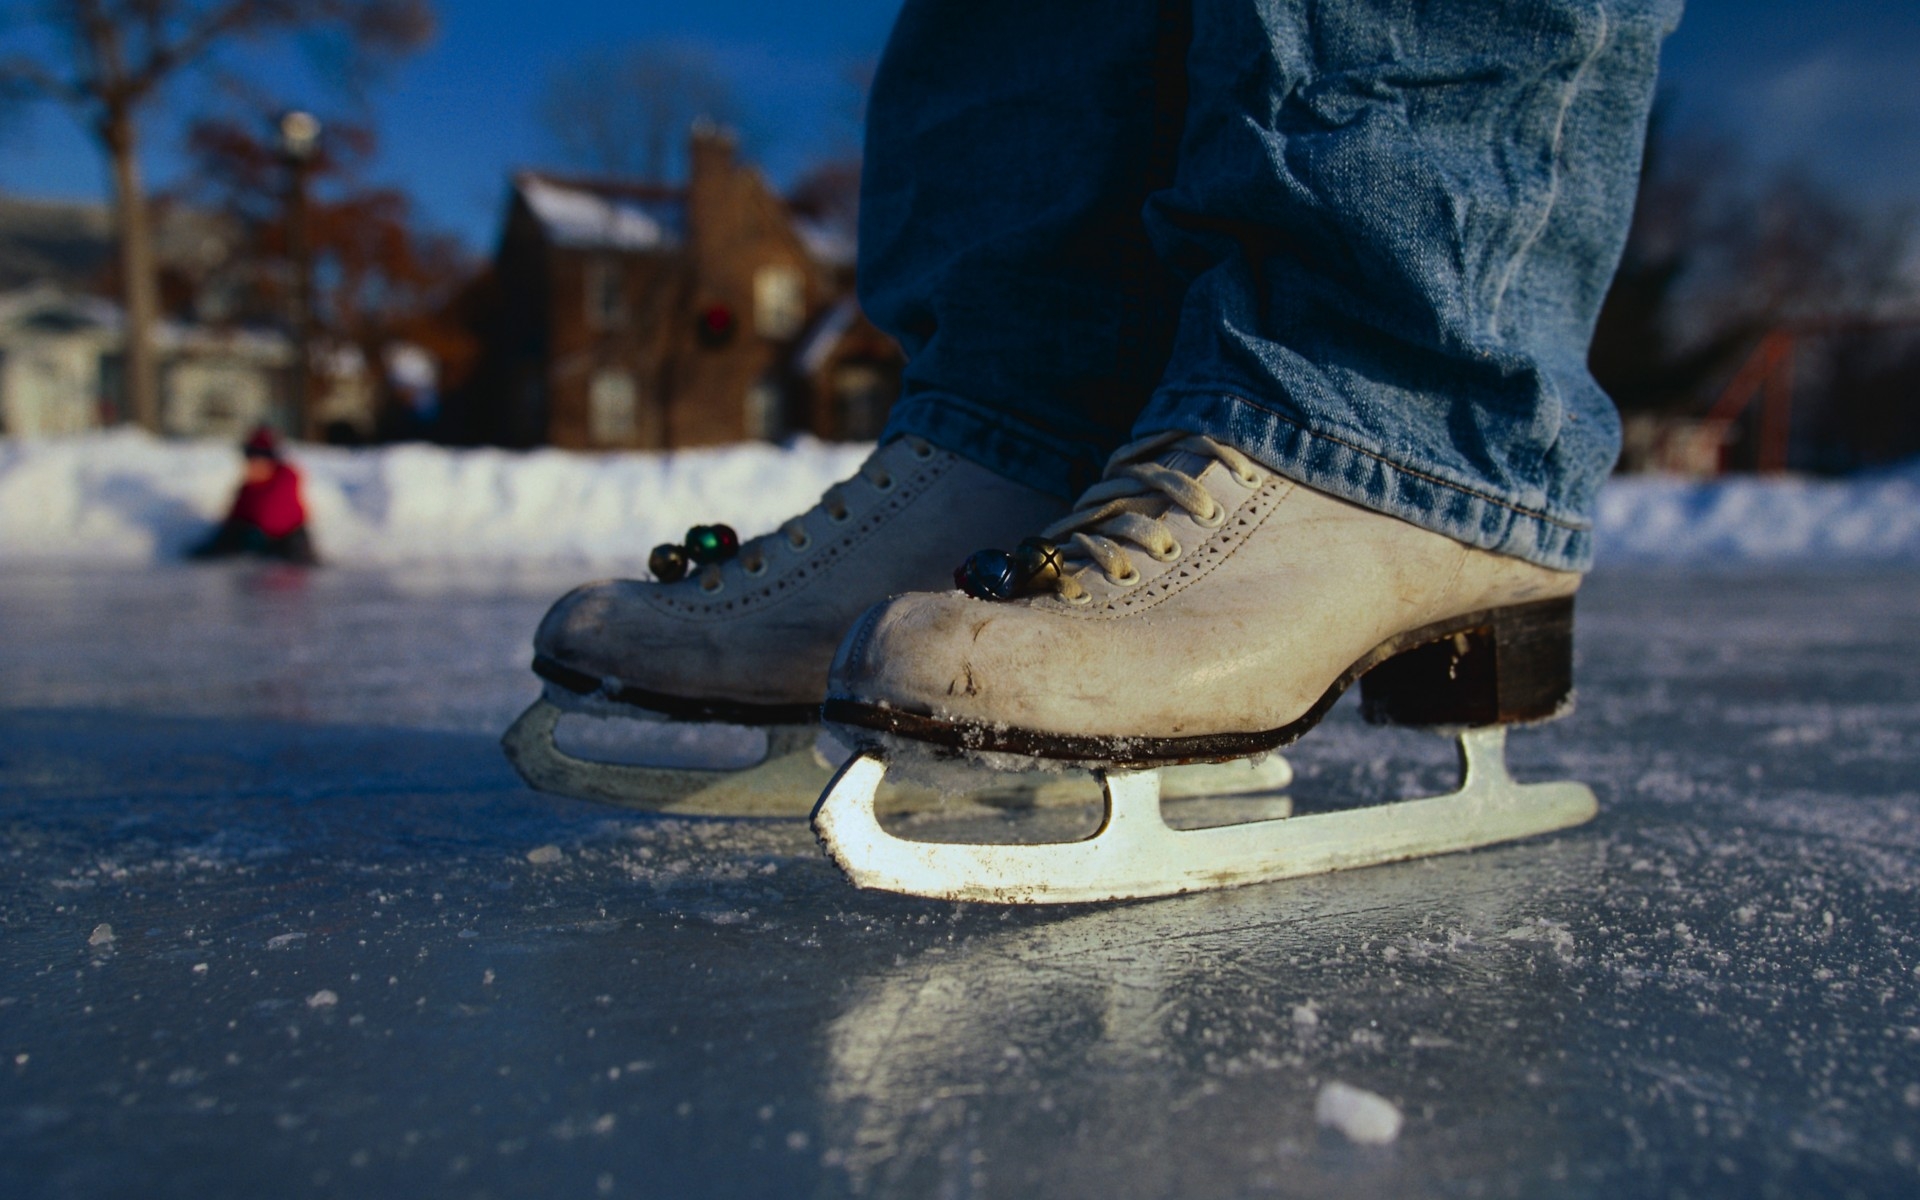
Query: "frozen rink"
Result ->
[[2, 562, 1918, 1199]]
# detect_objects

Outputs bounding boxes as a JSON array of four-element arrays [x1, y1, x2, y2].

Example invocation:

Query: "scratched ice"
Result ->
[[2, 563, 1918, 1199]]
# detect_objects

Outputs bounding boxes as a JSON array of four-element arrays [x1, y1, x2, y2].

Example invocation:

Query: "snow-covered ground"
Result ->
[[0, 430, 871, 567], [3, 429, 1918, 567]]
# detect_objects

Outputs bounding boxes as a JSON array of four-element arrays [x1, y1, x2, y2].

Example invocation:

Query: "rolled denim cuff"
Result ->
[[1137, 389, 1596, 572], [882, 391, 1103, 501]]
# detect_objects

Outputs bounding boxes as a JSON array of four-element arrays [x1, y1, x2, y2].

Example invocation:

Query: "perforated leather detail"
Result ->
[[1050, 475, 1295, 622], [646, 452, 957, 622]]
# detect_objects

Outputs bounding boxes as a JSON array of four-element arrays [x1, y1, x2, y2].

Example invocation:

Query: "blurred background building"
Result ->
[[462, 126, 898, 450], [0, 1, 1915, 474]]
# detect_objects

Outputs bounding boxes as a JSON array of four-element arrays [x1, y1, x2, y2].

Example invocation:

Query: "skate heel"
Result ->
[[1360, 596, 1574, 728]]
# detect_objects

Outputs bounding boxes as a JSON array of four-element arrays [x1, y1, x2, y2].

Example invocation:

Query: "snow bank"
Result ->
[[1, 430, 1916, 567], [0, 429, 868, 568], [1594, 462, 1920, 565]]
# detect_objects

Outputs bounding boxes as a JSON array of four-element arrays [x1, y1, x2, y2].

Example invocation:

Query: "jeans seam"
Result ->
[[1164, 388, 1592, 533], [1487, 0, 1613, 336]]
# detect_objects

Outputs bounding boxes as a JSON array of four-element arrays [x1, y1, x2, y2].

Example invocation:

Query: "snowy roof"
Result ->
[[794, 297, 861, 376], [0, 283, 120, 333], [793, 218, 856, 269], [0, 283, 288, 360], [517, 175, 684, 252]]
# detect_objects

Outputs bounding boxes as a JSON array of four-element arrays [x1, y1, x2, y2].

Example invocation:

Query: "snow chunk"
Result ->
[[1315, 1081, 1403, 1145], [526, 845, 564, 865], [87, 923, 114, 947], [306, 989, 338, 1008]]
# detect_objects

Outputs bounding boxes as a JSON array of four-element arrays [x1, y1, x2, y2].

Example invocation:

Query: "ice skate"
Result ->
[[813, 432, 1596, 902], [507, 435, 1292, 816]]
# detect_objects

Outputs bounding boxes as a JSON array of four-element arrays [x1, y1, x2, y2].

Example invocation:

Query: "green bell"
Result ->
[[684, 524, 740, 565]]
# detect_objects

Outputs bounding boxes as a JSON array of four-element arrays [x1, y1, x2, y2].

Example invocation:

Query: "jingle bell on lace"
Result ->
[[684, 524, 740, 565], [954, 548, 1022, 601], [1009, 537, 1064, 592], [648, 543, 690, 583]]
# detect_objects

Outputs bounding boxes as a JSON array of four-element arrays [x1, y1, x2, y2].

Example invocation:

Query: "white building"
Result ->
[[0, 285, 295, 439]]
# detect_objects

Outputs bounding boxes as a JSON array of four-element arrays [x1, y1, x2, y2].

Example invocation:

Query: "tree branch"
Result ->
[[0, 54, 85, 106]]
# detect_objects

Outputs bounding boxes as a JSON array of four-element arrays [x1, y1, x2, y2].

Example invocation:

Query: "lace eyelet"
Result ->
[[1148, 540, 1182, 563], [828, 509, 851, 524], [872, 475, 895, 493], [789, 532, 812, 551], [1064, 591, 1093, 607], [1234, 470, 1260, 488], [744, 560, 767, 577], [700, 578, 724, 594], [912, 443, 935, 460], [1194, 502, 1227, 529], [1109, 567, 1141, 587]]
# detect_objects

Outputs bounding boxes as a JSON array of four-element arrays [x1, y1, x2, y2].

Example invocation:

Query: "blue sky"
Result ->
[[1, 0, 1916, 254]]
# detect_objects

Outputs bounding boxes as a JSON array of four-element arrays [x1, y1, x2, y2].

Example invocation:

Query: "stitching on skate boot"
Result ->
[[824, 596, 1577, 766], [533, 655, 819, 725], [1069, 477, 1292, 620], [650, 452, 955, 619]]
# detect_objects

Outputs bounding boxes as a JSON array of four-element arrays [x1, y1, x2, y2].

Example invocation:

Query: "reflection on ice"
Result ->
[[819, 847, 1577, 1195]]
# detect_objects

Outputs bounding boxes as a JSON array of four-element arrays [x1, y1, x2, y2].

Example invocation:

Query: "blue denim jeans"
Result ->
[[861, 0, 1681, 571]]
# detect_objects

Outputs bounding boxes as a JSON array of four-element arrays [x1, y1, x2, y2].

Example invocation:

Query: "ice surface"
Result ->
[[2, 564, 1918, 1197], [5, 430, 1918, 568]]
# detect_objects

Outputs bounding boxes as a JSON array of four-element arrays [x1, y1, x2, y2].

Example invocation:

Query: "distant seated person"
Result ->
[[188, 427, 320, 566]]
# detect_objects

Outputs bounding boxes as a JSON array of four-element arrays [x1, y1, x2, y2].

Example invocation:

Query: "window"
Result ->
[[588, 369, 639, 444], [832, 364, 892, 440], [753, 265, 806, 339], [745, 379, 784, 441], [585, 259, 627, 330]]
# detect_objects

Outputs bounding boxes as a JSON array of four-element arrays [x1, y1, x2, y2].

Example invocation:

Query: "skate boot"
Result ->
[[505, 436, 1292, 815], [813, 431, 1596, 902]]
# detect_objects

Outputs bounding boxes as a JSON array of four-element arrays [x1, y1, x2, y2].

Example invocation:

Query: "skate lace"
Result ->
[[698, 436, 934, 590], [1041, 432, 1260, 604]]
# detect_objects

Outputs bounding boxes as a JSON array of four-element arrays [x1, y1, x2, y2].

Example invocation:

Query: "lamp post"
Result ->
[[278, 110, 321, 438]]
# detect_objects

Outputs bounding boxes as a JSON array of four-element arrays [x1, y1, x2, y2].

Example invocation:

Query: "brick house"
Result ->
[[474, 128, 899, 450]]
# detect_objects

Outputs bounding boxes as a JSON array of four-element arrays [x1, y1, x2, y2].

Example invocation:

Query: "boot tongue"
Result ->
[[1055, 445, 1214, 562], [1155, 447, 1214, 481]]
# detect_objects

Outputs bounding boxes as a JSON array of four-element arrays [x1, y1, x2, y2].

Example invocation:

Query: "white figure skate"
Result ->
[[503, 692, 1290, 818], [812, 433, 1597, 901], [507, 436, 1291, 817]]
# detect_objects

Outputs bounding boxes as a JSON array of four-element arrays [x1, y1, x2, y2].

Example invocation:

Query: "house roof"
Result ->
[[793, 296, 862, 376], [0, 193, 242, 293], [793, 217, 856, 270], [508, 170, 859, 266], [0, 195, 115, 292], [0, 283, 290, 360], [514, 173, 686, 252]]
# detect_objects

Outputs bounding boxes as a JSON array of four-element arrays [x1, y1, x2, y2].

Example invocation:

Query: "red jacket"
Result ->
[[226, 461, 308, 538]]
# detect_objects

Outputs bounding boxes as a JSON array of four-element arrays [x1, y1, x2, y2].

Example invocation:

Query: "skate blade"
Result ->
[[811, 726, 1596, 904], [503, 698, 1293, 818], [502, 698, 826, 816]]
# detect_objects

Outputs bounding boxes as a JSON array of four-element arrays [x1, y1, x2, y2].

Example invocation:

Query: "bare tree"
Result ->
[[537, 41, 745, 183], [0, 1, 433, 432], [1591, 105, 1916, 416]]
